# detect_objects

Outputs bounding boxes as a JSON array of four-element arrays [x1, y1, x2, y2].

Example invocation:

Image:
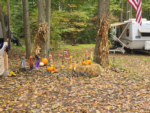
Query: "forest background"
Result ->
[[0, 0, 150, 47]]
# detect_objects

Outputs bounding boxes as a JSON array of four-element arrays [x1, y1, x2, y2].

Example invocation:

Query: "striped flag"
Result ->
[[127, 0, 142, 25]]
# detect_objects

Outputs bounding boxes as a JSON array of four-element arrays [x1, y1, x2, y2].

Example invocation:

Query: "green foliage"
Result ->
[[1, 0, 150, 45]]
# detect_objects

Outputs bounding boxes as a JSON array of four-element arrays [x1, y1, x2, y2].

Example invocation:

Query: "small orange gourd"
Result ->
[[82, 59, 86, 65], [54, 69, 59, 73], [42, 58, 48, 66], [47, 67, 54, 71]]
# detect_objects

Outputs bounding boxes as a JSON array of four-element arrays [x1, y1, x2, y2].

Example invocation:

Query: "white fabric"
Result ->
[[0, 42, 8, 56], [0, 42, 8, 76]]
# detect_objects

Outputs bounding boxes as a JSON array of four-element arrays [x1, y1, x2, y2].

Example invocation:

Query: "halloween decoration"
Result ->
[[31, 23, 48, 58], [8, 71, 16, 77], [0, 42, 9, 76], [75, 63, 103, 77], [90, 52, 93, 61], [49, 54, 53, 65], [59, 53, 63, 58], [85, 50, 88, 60], [97, 14, 110, 66], [54, 68, 59, 73], [47, 66, 54, 71], [21, 56, 26, 70], [42, 58, 48, 66], [29, 56, 33, 70], [40, 62, 44, 66], [82, 59, 86, 65], [35, 55, 40, 69]]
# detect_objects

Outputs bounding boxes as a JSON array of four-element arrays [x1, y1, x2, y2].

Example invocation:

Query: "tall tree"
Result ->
[[22, 0, 31, 58], [38, 0, 47, 58], [126, 1, 129, 20], [94, 0, 110, 65], [0, 4, 7, 42], [46, 0, 51, 58], [7, 0, 11, 49], [38, 0, 51, 58], [121, 0, 124, 22]]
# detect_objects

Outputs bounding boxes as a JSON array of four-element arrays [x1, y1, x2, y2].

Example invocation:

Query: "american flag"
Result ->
[[127, 0, 142, 25]]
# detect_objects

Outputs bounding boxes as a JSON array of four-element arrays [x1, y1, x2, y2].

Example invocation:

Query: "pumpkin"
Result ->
[[54, 69, 58, 73], [86, 60, 92, 65], [47, 67, 54, 71], [42, 58, 48, 66], [29, 56, 32, 59], [82, 61, 86, 65]]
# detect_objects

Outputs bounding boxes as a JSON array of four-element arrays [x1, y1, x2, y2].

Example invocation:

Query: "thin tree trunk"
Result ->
[[121, 0, 124, 22], [126, 1, 129, 20], [46, 0, 51, 58], [0, 4, 7, 42], [23, 0, 31, 58], [38, 0, 47, 58], [7, 0, 11, 49], [129, 3, 132, 19], [94, 0, 110, 64], [61, 0, 64, 10]]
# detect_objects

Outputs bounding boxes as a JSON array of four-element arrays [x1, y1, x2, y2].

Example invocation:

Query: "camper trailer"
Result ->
[[110, 18, 150, 53]]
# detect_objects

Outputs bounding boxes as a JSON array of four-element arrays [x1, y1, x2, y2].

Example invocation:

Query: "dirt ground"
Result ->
[[0, 45, 150, 113]]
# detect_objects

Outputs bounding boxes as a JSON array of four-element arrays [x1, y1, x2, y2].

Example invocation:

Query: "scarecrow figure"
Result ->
[[35, 46, 41, 69], [21, 56, 26, 70], [29, 56, 33, 70], [35, 55, 40, 69]]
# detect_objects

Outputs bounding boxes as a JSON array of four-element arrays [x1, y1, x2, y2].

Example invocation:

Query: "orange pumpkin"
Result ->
[[86, 60, 92, 65], [29, 56, 32, 59], [47, 67, 54, 71], [82, 61, 86, 65], [54, 69, 58, 73], [42, 58, 48, 66]]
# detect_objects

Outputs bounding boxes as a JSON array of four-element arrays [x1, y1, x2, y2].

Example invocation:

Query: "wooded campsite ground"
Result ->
[[1, 44, 150, 113]]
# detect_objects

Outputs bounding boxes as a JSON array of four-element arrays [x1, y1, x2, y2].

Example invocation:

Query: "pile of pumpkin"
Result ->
[[41, 58, 59, 73], [82, 58, 92, 65]]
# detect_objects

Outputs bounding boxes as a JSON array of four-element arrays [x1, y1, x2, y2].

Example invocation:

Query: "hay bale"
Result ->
[[75, 63, 103, 77]]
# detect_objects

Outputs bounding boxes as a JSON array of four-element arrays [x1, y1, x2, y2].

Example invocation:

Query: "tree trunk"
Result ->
[[129, 3, 132, 19], [7, 0, 11, 49], [61, 0, 64, 10], [38, 0, 47, 58], [120, 0, 124, 22], [46, 0, 51, 58], [126, 1, 129, 20], [0, 4, 7, 42], [22, 0, 31, 58], [94, 0, 110, 64]]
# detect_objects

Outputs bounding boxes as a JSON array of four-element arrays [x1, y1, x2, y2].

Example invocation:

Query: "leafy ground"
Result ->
[[1, 44, 150, 113]]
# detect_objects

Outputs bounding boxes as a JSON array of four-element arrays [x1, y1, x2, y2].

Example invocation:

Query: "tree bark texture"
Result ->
[[0, 4, 7, 42], [121, 0, 124, 22], [94, 0, 110, 64], [7, 0, 11, 49], [23, 0, 31, 58], [46, 0, 51, 58], [38, 0, 47, 58], [126, 1, 129, 20]]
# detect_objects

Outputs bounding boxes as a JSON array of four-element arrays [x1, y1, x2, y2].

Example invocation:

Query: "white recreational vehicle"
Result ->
[[110, 18, 150, 53]]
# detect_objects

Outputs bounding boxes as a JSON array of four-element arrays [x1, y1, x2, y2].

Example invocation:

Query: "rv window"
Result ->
[[141, 33, 150, 37], [126, 29, 129, 37]]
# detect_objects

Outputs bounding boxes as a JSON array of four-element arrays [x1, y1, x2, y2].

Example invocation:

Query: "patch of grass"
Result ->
[[11, 42, 26, 51]]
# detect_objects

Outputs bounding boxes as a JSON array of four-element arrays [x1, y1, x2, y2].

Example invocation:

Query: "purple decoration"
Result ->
[[35, 55, 40, 69]]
